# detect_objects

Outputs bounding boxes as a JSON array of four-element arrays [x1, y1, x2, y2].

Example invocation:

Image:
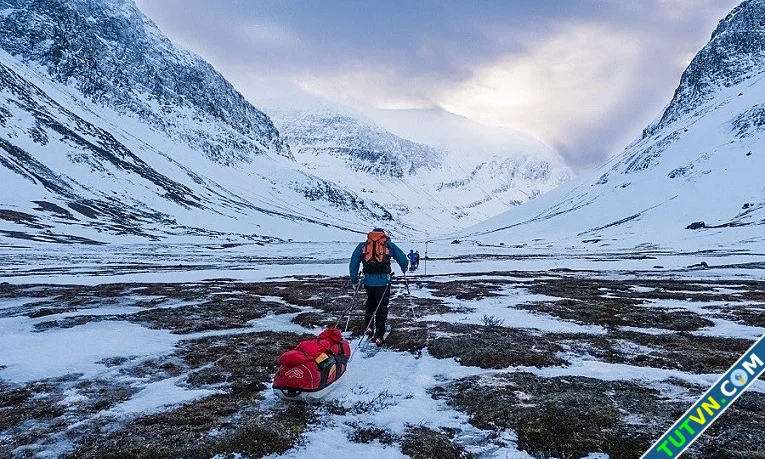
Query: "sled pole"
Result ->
[[402, 272, 417, 320], [357, 283, 390, 348], [424, 241, 429, 276], [335, 279, 362, 330]]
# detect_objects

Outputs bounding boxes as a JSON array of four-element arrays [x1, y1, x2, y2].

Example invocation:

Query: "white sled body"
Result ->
[[274, 377, 342, 402]]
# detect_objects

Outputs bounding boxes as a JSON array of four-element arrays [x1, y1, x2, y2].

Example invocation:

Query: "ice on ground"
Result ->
[[3, 241, 765, 286], [264, 427, 410, 459], [694, 320, 765, 340], [619, 326, 675, 335], [420, 286, 606, 335], [520, 356, 765, 394], [248, 311, 318, 335], [0, 319, 177, 383], [108, 375, 219, 416], [0, 297, 56, 310], [1, 242, 764, 458]]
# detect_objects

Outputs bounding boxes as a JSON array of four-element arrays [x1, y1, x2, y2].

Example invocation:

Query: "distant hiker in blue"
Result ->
[[349, 228, 409, 346], [408, 249, 417, 271]]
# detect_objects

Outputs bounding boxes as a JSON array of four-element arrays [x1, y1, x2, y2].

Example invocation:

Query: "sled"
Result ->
[[273, 327, 351, 402], [273, 356, 350, 402]]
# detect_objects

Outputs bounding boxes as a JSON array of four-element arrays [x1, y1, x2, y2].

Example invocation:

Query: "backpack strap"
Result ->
[[363, 231, 389, 262]]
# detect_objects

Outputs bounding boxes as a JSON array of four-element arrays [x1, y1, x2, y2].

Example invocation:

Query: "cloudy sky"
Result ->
[[136, 0, 740, 173]]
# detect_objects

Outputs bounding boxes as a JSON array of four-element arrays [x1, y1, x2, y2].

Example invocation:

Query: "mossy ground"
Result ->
[[1, 273, 763, 458]]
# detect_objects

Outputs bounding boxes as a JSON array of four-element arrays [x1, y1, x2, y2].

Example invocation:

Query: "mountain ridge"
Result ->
[[268, 106, 570, 231], [459, 0, 765, 252], [0, 0, 573, 245], [0, 0, 290, 165], [644, 0, 765, 138]]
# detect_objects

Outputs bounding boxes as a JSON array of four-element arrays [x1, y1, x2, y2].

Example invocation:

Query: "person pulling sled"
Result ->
[[349, 228, 409, 346]]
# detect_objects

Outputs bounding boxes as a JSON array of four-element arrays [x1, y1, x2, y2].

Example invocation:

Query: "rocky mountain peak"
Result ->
[[269, 108, 443, 179], [0, 0, 290, 163], [644, 0, 765, 137]]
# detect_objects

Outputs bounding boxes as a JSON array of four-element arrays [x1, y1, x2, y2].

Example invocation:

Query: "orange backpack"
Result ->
[[361, 230, 391, 274]]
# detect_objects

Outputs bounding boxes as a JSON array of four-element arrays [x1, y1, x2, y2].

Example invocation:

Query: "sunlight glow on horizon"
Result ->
[[135, 0, 742, 172]]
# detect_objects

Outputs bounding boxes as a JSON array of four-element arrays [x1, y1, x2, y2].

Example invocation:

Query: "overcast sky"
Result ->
[[136, 0, 740, 174]]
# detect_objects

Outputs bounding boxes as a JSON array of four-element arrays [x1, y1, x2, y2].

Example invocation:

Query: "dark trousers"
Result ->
[[364, 284, 390, 339]]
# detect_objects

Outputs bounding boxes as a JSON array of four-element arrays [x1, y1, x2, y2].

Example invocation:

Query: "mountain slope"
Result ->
[[269, 106, 571, 231], [0, 0, 426, 243], [0, 0, 288, 164], [274, 109, 442, 179], [0, 0, 573, 243], [460, 0, 765, 252], [0, 47, 393, 243]]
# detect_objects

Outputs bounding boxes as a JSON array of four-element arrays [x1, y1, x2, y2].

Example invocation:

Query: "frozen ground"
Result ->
[[0, 242, 764, 458]]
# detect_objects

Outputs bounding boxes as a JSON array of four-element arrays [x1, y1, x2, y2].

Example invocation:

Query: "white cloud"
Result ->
[[241, 19, 302, 48], [136, 0, 742, 171], [296, 67, 438, 110], [437, 22, 645, 147]]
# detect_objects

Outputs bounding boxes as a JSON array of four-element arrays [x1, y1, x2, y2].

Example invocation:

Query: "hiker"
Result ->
[[408, 249, 417, 271], [414, 250, 420, 270], [349, 228, 409, 346]]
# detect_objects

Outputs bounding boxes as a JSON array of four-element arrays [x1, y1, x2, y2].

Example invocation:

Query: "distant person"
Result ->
[[349, 228, 409, 346], [407, 249, 417, 271], [414, 250, 420, 270]]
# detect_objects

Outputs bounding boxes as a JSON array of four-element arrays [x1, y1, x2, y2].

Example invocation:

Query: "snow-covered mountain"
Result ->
[[269, 106, 570, 231], [0, 0, 289, 164], [460, 0, 765, 253], [0, 44, 392, 244], [0, 0, 413, 244], [0, 0, 571, 244], [272, 109, 443, 179]]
